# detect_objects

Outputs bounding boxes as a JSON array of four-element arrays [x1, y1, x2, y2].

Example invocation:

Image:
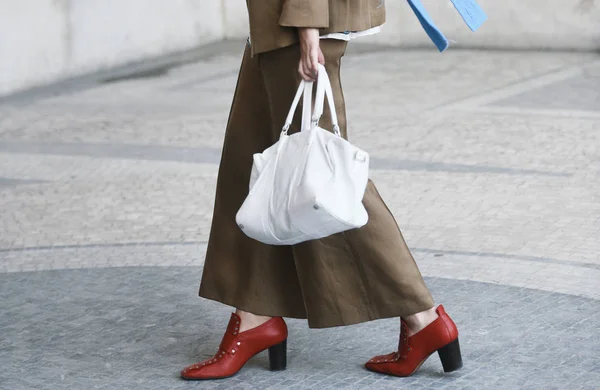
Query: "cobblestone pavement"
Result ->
[[1, 41, 599, 389]]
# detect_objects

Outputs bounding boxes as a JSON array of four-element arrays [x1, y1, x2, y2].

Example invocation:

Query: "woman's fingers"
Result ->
[[299, 47, 325, 81], [298, 61, 309, 81], [300, 49, 317, 81], [301, 48, 319, 81], [298, 54, 314, 81], [300, 51, 309, 80], [310, 48, 319, 79], [298, 52, 308, 81]]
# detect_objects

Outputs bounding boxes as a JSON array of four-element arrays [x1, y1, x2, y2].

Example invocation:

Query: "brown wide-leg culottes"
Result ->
[[199, 39, 434, 328]]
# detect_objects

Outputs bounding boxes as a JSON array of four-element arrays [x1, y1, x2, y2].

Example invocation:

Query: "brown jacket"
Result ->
[[247, 0, 386, 55]]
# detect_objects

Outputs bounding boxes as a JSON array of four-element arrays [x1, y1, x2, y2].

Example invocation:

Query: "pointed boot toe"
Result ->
[[365, 352, 402, 374]]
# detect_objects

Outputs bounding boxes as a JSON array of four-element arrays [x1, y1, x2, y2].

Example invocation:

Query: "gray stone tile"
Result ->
[[1, 140, 568, 177], [491, 72, 600, 112]]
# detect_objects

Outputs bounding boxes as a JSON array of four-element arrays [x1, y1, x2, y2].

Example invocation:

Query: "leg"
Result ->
[[403, 307, 438, 336], [232, 39, 354, 332], [235, 310, 272, 332], [184, 43, 301, 380]]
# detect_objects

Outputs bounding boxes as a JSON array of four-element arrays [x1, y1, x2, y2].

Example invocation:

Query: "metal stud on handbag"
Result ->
[[236, 64, 369, 245]]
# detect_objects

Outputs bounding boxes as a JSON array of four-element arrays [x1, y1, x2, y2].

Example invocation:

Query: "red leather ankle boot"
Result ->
[[365, 305, 462, 377], [181, 313, 288, 380]]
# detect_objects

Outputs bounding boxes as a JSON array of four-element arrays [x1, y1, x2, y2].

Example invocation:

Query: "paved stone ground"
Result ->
[[2, 267, 599, 390], [1, 41, 599, 389]]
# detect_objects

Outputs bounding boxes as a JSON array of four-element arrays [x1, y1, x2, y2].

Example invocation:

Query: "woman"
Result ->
[[181, 0, 462, 380]]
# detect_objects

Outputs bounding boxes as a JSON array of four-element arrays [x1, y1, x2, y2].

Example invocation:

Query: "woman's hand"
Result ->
[[298, 28, 325, 81]]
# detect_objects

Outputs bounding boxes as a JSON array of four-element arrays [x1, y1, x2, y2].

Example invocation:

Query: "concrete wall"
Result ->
[[0, 0, 223, 96], [0, 1, 69, 97], [1, 0, 599, 97]]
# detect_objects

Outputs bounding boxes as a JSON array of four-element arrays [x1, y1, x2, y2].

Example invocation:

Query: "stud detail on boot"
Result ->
[[365, 305, 462, 377]]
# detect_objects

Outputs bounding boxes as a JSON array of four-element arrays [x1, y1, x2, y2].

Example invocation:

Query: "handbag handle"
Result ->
[[281, 79, 314, 136], [280, 65, 340, 137], [312, 64, 341, 137]]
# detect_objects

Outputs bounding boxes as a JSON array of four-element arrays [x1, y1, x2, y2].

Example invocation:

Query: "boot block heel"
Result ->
[[437, 338, 463, 373], [268, 339, 287, 371]]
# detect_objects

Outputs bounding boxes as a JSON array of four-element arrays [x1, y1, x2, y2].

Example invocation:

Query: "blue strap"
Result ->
[[406, 0, 488, 52], [406, 0, 449, 52]]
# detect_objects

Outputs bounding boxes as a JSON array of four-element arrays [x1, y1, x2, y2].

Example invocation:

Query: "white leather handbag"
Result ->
[[236, 64, 369, 245]]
